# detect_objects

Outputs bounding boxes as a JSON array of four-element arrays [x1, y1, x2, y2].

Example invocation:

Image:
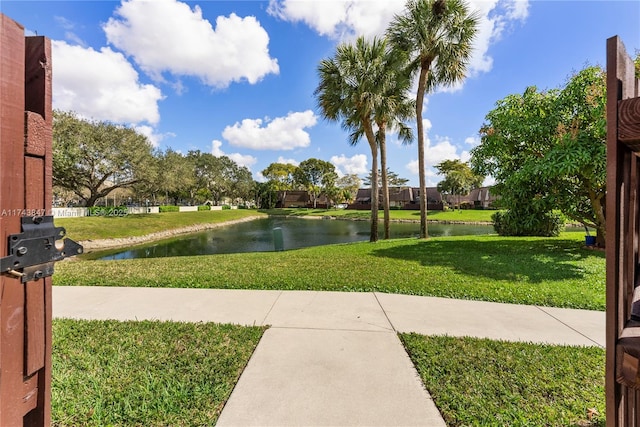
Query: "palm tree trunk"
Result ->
[[364, 123, 379, 242], [379, 125, 390, 239], [416, 65, 430, 239]]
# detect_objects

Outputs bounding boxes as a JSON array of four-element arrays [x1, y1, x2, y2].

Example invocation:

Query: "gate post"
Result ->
[[606, 36, 640, 426], [0, 14, 53, 426]]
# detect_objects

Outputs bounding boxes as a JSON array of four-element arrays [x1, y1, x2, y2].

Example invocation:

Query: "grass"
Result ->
[[56, 231, 605, 310], [261, 207, 496, 223], [52, 319, 265, 427], [56, 209, 266, 241], [401, 334, 605, 426]]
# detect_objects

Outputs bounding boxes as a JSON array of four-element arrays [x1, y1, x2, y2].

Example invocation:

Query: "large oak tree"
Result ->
[[53, 111, 155, 206]]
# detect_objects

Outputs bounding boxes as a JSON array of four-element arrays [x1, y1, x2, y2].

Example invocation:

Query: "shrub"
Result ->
[[159, 205, 179, 213], [492, 209, 565, 237], [222, 205, 231, 210], [197, 205, 211, 211]]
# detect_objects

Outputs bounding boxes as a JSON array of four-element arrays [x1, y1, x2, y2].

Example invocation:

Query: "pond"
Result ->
[[87, 218, 495, 260]]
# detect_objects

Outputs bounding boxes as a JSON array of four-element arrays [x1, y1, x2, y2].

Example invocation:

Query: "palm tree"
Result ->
[[315, 36, 413, 242], [375, 58, 414, 238], [387, 0, 479, 239]]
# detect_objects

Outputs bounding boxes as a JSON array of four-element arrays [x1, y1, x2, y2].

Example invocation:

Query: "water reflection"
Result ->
[[88, 218, 494, 260]]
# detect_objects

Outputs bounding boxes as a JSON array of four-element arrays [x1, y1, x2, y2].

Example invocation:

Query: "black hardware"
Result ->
[[0, 215, 83, 283]]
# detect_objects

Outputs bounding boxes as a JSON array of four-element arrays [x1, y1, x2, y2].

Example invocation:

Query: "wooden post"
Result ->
[[606, 35, 640, 427], [0, 14, 53, 426]]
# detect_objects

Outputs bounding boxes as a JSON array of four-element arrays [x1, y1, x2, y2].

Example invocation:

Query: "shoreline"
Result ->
[[79, 215, 263, 251]]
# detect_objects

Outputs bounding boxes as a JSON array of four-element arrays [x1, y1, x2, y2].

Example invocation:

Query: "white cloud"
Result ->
[[505, 0, 530, 21], [277, 157, 299, 166], [467, 0, 529, 77], [426, 136, 460, 167], [405, 119, 474, 186], [483, 176, 496, 187], [465, 136, 480, 146], [52, 40, 163, 124], [134, 125, 174, 147], [330, 154, 368, 176], [211, 140, 257, 169], [422, 118, 432, 132], [255, 171, 267, 183], [228, 153, 258, 169], [103, 0, 279, 88], [406, 159, 440, 187], [212, 140, 225, 157], [269, 0, 529, 89], [54, 16, 86, 46], [222, 110, 318, 150], [268, 0, 404, 40]]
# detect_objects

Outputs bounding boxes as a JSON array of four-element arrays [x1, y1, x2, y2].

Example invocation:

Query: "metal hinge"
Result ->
[[0, 215, 83, 283]]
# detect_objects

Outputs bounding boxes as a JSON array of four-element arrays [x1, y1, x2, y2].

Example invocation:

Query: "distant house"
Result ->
[[470, 187, 496, 209], [276, 191, 331, 209], [441, 186, 498, 209], [348, 186, 443, 210], [409, 187, 444, 211], [389, 187, 414, 208], [284, 186, 497, 210], [277, 191, 309, 208]]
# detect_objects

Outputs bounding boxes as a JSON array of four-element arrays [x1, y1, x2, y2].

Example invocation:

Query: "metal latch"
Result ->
[[0, 215, 83, 283]]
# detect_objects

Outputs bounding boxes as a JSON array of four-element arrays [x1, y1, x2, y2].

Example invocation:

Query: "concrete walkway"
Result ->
[[52, 287, 605, 426]]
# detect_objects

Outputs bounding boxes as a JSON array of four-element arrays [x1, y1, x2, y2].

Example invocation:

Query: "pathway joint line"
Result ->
[[270, 325, 397, 334], [259, 290, 283, 326], [535, 305, 603, 348], [373, 292, 397, 333]]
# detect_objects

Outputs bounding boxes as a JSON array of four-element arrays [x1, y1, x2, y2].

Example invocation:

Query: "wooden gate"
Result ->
[[0, 15, 54, 425], [606, 35, 640, 425]]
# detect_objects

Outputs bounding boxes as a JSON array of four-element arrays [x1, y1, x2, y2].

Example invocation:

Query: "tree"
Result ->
[[294, 158, 337, 208], [157, 148, 196, 205], [470, 66, 609, 243], [53, 110, 155, 206], [364, 169, 410, 187], [226, 162, 254, 205], [336, 174, 362, 204], [388, 0, 479, 239], [254, 181, 277, 209], [262, 162, 298, 208], [315, 36, 412, 242], [187, 150, 253, 205], [435, 159, 483, 211]]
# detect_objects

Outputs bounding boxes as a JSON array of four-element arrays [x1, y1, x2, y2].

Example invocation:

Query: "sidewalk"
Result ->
[[52, 287, 605, 426]]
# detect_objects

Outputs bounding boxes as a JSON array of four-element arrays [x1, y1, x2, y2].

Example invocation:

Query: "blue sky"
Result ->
[[3, 0, 639, 187]]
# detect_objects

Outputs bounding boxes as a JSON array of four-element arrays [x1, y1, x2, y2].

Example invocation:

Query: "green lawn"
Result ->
[[56, 209, 266, 241], [262, 207, 496, 223], [56, 231, 605, 310], [401, 334, 605, 426], [52, 319, 265, 426]]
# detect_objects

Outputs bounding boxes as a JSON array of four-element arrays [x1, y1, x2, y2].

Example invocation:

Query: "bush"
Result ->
[[159, 205, 179, 213], [222, 205, 231, 210], [87, 206, 128, 217], [197, 205, 211, 211], [492, 209, 565, 237]]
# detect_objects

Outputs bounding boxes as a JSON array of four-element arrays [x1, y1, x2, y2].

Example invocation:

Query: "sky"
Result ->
[[2, 0, 639, 188]]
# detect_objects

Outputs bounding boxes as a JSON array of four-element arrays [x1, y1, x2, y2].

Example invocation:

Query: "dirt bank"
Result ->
[[79, 216, 263, 252]]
